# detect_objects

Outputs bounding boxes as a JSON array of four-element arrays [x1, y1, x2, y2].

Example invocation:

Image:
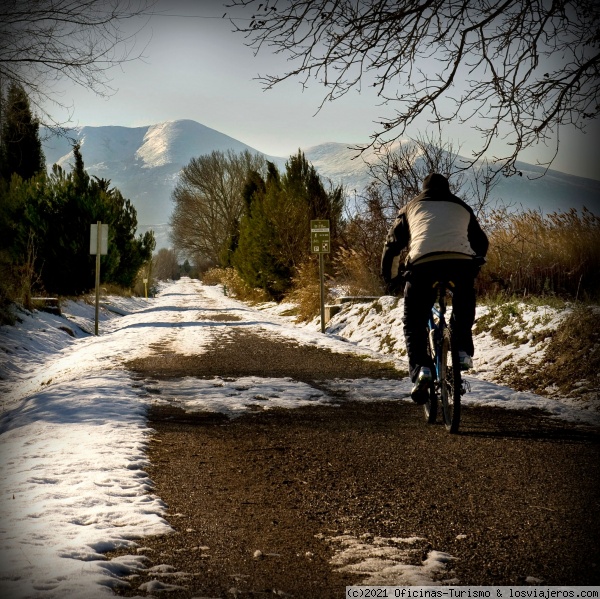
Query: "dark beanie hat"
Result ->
[[422, 173, 450, 193]]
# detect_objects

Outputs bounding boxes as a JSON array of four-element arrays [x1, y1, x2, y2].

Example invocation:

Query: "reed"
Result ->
[[478, 208, 600, 301]]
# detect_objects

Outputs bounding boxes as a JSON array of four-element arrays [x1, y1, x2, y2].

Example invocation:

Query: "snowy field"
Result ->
[[0, 277, 597, 597]]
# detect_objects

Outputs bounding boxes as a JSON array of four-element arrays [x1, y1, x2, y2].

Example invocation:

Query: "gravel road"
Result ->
[[113, 323, 600, 597]]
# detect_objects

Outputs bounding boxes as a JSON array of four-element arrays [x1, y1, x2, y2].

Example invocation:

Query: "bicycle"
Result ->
[[422, 280, 470, 433]]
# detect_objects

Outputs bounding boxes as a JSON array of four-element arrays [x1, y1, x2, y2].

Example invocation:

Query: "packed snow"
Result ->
[[0, 277, 597, 597]]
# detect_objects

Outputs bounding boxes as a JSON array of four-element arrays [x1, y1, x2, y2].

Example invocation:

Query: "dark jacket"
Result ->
[[381, 173, 489, 284]]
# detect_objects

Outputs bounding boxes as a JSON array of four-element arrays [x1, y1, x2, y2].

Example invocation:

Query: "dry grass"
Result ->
[[479, 208, 600, 301], [285, 258, 326, 322], [331, 246, 385, 297], [102, 283, 133, 297], [498, 305, 599, 403], [202, 267, 269, 303]]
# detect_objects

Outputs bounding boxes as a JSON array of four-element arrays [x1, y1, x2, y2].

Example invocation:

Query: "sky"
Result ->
[[1, 277, 598, 597], [41, 0, 600, 180]]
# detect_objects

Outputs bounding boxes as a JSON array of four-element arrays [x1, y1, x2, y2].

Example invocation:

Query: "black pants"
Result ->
[[403, 259, 477, 383]]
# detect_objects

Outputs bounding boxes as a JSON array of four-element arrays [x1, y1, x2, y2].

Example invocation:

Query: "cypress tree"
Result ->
[[232, 154, 344, 300], [0, 82, 45, 182]]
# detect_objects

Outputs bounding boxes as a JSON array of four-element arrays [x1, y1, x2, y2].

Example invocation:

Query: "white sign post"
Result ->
[[90, 222, 108, 335], [311, 220, 330, 334]]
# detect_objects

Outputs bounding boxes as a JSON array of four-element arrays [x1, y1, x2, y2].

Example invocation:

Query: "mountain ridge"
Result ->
[[42, 119, 600, 250]]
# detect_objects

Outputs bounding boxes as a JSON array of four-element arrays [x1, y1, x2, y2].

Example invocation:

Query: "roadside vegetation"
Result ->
[[0, 82, 155, 324], [479, 207, 600, 301], [474, 303, 599, 406]]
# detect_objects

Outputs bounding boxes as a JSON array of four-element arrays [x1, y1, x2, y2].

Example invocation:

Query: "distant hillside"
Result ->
[[42, 120, 600, 250], [304, 141, 600, 216], [42, 120, 283, 249]]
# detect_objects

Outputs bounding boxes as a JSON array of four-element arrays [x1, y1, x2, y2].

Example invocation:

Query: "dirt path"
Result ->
[[111, 326, 600, 597]]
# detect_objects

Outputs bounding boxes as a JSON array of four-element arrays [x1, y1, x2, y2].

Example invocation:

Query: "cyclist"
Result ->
[[381, 173, 489, 404]]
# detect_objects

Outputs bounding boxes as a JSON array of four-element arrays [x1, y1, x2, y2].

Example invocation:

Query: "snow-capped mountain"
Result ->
[[42, 120, 600, 250], [41, 120, 284, 249], [304, 141, 600, 215]]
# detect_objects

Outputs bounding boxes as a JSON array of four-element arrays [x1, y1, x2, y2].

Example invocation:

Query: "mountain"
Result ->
[[42, 120, 600, 250], [42, 120, 284, 249], [304, 141, 600, 216]]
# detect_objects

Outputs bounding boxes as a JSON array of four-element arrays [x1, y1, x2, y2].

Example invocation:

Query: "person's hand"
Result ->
[[386, 275, 404, 295], [473, 255, 486, 275]]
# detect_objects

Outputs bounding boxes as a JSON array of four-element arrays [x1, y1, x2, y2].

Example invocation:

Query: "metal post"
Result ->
[[319, 251, 325, 334], [94, 220, 101, 335]]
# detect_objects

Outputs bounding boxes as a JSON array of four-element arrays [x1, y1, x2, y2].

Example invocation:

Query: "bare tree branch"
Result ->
[[366, 132, 497, 216], [226, 0, 600, 176], [0, 0, 155, 130]]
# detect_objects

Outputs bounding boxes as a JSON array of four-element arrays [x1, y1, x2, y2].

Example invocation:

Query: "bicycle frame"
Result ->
[[428, 292, 447, 381], [423, 281, 466, 433]]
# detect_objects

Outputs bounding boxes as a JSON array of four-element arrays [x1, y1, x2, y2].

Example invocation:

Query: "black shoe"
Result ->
[[410, 367, 432, 405]]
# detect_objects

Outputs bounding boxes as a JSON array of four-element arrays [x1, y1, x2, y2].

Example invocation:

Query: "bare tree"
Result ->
[[0, 0, 153, 128], [226, 0, 600, 176], [170, 150, 267, 266], [152, 248, 180, 281], [338, 134, 496, 294], [367, 134, 496, 215], [335, 184, 390, 295]]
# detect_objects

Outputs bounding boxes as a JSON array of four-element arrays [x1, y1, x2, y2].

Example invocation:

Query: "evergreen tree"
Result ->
[[232, 153, 344, 300], [100, 181, 155, 288], [0, 83, 154, 305], [0, 81, 45, 182], [234, 167, 292, 299], [181, 259, 192, 275], [4, 147, 155, 296], [23, 160, 96, 295], [0, 82, 46, 315], [280, 150, 344, 262]]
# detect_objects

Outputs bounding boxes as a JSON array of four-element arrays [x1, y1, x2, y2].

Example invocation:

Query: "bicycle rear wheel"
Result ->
[[423, 326, 438, 424], [440, 327, 461, 433]]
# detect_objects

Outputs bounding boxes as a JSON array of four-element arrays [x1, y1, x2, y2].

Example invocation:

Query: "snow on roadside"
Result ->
[[0, 372, 168, 598], [0, 278, 598, 597], [0, 288, 181, 598], [279, 294, 599, 421]]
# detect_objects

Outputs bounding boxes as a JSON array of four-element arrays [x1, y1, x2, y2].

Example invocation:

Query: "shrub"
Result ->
[[202, 267, 269, 303], [202, 267, 227, 286], [285, 257, 328, 322]]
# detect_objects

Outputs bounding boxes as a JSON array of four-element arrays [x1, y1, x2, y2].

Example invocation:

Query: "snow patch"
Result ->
[[326, 533, 456, 586]]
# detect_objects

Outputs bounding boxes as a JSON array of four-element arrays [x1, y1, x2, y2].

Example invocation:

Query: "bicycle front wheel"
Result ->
[[423, 325, 437, 424], [440, 327, 461, 433]]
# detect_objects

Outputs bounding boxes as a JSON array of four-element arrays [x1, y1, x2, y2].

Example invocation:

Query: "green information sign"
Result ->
[[310, 219, 330, 253]]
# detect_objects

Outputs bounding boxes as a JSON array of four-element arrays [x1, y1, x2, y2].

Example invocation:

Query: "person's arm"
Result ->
[[381, 211, 409, 288], [467, 213, 489, 258]]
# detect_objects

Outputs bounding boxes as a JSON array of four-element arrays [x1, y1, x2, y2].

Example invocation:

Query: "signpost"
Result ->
[[311, 220, 330, 333], [90, 222, 108, 335]]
